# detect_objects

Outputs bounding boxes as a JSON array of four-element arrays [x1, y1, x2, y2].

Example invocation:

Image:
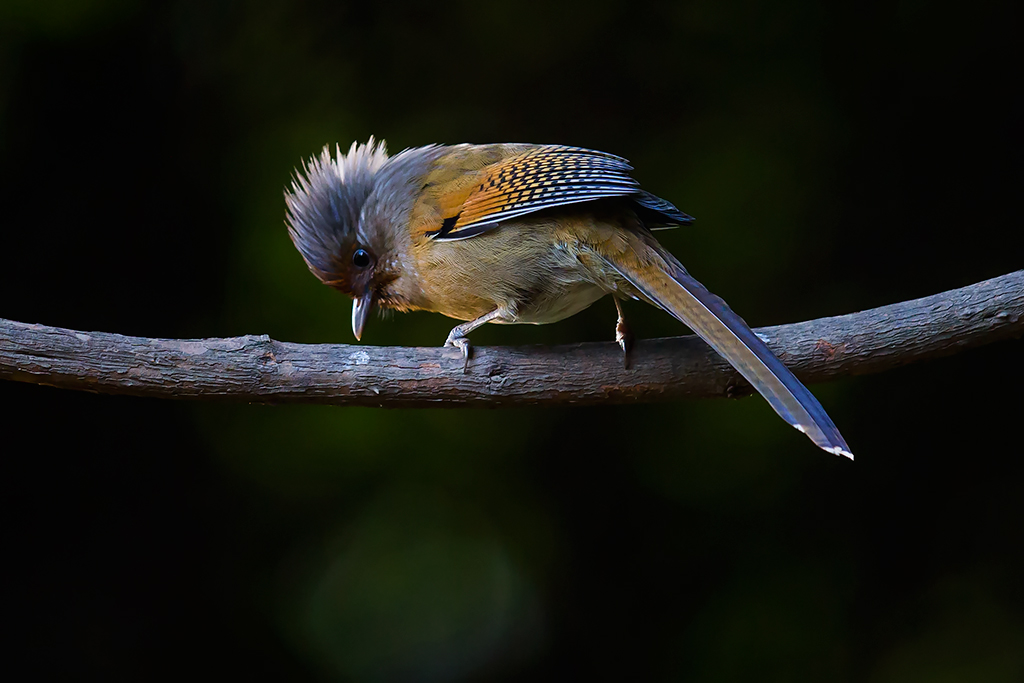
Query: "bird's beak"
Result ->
[[351, 291, 373, 341]]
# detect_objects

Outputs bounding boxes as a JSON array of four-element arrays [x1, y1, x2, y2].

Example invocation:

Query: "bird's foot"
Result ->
[[444, 332, 472, 373], [443, 308, 505, 374], [615, 317, 634, 369]]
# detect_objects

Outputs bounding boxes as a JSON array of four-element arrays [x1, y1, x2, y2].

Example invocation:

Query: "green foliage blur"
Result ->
[[1, 0, 1021, 681]]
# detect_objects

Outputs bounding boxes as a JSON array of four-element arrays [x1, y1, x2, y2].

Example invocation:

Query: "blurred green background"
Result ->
[[1, 0, 1022, 680]]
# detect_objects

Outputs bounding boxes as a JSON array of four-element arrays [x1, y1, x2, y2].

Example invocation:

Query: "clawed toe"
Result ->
[[443, 308, 506, 374], [454, 338, 471, 373], [613, 298, 634, 369], [616, 320, 634, 369], [445, 336, 472, 373]]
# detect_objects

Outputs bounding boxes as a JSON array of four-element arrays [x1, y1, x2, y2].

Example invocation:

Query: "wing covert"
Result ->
[[410, 144, 692, 240], [426, 145, 641, 240]]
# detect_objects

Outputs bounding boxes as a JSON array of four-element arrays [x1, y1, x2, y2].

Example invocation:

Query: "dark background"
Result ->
[[1, 1, 1021, 680]]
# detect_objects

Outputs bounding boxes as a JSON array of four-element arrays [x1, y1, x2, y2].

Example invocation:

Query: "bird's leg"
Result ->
[[614, 297, 634, 369], [444, 308, 508, 373]]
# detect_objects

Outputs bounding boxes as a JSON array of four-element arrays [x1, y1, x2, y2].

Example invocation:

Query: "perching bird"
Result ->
[[285, 139, 853, 458]]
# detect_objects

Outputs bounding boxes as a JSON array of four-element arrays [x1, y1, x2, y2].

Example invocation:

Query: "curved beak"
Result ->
[[351, 291, 373, 341]]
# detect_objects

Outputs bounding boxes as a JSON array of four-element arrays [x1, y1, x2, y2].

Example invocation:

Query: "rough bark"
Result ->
[[1, 271, 1021, 407]]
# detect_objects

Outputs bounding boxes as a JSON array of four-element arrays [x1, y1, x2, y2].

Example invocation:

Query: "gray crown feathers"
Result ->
[[284, 137, 390, 285]]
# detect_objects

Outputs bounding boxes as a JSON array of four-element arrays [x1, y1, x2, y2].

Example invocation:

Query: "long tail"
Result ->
[[606, 247, 853, 459]]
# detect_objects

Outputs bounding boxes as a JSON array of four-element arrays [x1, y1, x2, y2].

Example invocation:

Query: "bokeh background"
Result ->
[[2, 0, 1022, 680]]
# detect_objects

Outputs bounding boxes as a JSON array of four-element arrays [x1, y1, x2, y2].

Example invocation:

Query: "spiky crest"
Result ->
[[284, 138, 390, 288]]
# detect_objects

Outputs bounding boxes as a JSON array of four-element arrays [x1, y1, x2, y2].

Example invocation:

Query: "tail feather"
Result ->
[[606, 252, 853, 459]]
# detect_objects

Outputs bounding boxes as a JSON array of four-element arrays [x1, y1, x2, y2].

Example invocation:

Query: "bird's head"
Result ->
[[285, 138, 441, 340]]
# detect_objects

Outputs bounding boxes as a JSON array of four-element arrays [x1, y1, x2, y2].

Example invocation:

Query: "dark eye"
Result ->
[[352, 248, 372, 269]]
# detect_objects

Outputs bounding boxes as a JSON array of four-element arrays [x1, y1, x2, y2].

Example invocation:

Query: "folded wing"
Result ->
[[415, 145, 692, 240]]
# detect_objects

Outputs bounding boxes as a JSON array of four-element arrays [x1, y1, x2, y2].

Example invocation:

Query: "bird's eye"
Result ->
[[352, 249, 372, 269]]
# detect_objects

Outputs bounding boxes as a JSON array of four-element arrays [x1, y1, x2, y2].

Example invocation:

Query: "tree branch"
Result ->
[[1, 271, 1021, 407]]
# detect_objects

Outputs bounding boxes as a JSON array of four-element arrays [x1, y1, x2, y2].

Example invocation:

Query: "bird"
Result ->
[[284, 138, 853, 458]]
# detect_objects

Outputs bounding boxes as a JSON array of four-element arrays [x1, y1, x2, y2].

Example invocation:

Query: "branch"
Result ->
[[1, 271, 1021, 407]]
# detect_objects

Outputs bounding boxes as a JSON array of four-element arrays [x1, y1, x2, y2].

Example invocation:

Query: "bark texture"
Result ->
[[1, 271, 1021, 406]]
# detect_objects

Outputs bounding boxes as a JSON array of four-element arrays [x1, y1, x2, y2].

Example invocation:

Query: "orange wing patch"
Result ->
[[418, 145, 641, 241]]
